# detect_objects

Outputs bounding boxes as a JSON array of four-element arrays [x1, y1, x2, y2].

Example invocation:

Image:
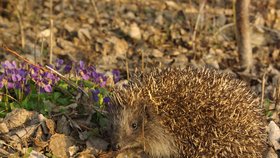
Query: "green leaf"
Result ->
[[52, 92, 61, 100], [57, 98, 71, 105], [82, 80, 95, 88]]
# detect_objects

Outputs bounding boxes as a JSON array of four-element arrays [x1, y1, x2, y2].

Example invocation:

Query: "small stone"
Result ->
[[49, 134, 75, 158], [0, 122, 9, 133], [69, 145, 79, 157], [165, 1, 180, 10], [152, 49, 164, 58], [129, 23, 141, 40], [170, 50, 180, 56], [4, 108, 37, 130], [29, 150, 47, 158], [268, 121, 280, 150]]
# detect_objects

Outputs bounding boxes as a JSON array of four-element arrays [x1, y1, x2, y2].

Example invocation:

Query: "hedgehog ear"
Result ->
[[144, 104, 153, 120]]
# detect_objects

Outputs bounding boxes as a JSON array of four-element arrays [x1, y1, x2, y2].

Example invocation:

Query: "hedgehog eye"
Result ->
[[131, 122, 138, 130]]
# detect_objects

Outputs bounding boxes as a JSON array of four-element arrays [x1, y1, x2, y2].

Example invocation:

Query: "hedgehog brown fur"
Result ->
[[108, 67, 266, 158]]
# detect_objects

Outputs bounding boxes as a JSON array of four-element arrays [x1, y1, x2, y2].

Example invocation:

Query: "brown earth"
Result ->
[[1, 0, 280, 157]]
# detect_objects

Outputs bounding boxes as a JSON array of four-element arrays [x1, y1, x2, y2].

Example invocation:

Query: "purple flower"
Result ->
[[92, 89, 100, 102], [0, 74, 4, 89], [56, 59, 64, 65], [64, 63, 72, 73], [79, 61, 86, 69], [55, 59, 64, 70], [2, 61, 17, 69], [11, 74, 22, 82], [103, 97, 110, 104], [81, 71, 90, 80], [7, 82, 14, 89], [90, 71, 107, 87], [44, 84, 52, 92], [29, 66, 59, 93], [0, 61, 29, 90], [112, 70, 120, 83], [19, 69, 26, 77], [24, 85, 31, 94]]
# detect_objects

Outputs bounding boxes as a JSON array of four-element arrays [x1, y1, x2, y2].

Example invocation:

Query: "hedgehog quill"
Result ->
[[108, 67, 266, 158]]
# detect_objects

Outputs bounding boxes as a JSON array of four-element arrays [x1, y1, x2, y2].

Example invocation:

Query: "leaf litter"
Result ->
[[0, 0, 280, 157]]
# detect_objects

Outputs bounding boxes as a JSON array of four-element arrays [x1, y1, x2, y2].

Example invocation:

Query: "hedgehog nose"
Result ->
[[112, 143, 121, 151]]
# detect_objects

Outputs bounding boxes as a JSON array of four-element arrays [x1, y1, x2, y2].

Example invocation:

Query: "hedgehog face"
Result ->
[[109, 91, 179, 157], [110, 99, 147, 151]]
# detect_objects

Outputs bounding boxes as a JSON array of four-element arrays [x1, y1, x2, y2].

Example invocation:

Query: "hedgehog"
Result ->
[[107, 67, 266, 158]]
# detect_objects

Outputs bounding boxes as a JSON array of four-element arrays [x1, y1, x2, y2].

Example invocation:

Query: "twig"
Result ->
[[33, 37, 38, 64], [261, 72, 266, 108], [0, 93, 20, 104], [213, 23, 234, 38], [192, 0, 207, 43], [40, 38, 45, 64], [276, 78, 280, 111], [90, 0, 100, 23], [16, 11, 25, 49], [126, 51, 130, 80], [2, 46, 89, 97], [2, 45, 43, 70], [49, 0, 53, 65]]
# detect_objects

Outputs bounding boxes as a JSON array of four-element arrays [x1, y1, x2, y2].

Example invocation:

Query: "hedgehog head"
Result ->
[[108, 87, 178, 157]]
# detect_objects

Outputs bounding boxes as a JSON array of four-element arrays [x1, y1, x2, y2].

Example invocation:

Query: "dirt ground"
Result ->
[[1, 0, 280, 157]]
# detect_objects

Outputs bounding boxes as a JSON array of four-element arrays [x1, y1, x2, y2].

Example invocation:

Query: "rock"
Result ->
[[29, 150, 47, 158], [49, 134, 75, 158], [129, 23, 141, 40], [107, 37, 128, 56], [68, 145, 79, 157], [0, 122, 9, 133], [165, 1, 180, 10], [155, 14, 164, 25], [268, 121, 280, 150], [152, 49, 164, 58], [3, 108, 37, 130]]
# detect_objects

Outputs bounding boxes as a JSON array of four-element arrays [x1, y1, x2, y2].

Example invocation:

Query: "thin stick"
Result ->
[[33, 37, 38, 64], [16, 11, 25, 49], [261, 72, 266, 108], [90, 0, 100, 23], [2, 46, 43, 70], [2, 46, 88, 97], [213, 23, 234, 38], [141, 49, 144, 73], [49, 0, 53, 65], [126, 51, 130, 80], [40, 38, 45, 64], [0, 93, 20, 104], [192, 0, 207, 43], [276, 79, 280, 111]]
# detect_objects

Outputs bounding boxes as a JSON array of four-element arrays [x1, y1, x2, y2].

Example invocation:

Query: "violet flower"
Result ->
[[112, 70, 120, 83], [103, 97, 110, 104], [92, 89, 100, 102], [1, 61, 28, 90]]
